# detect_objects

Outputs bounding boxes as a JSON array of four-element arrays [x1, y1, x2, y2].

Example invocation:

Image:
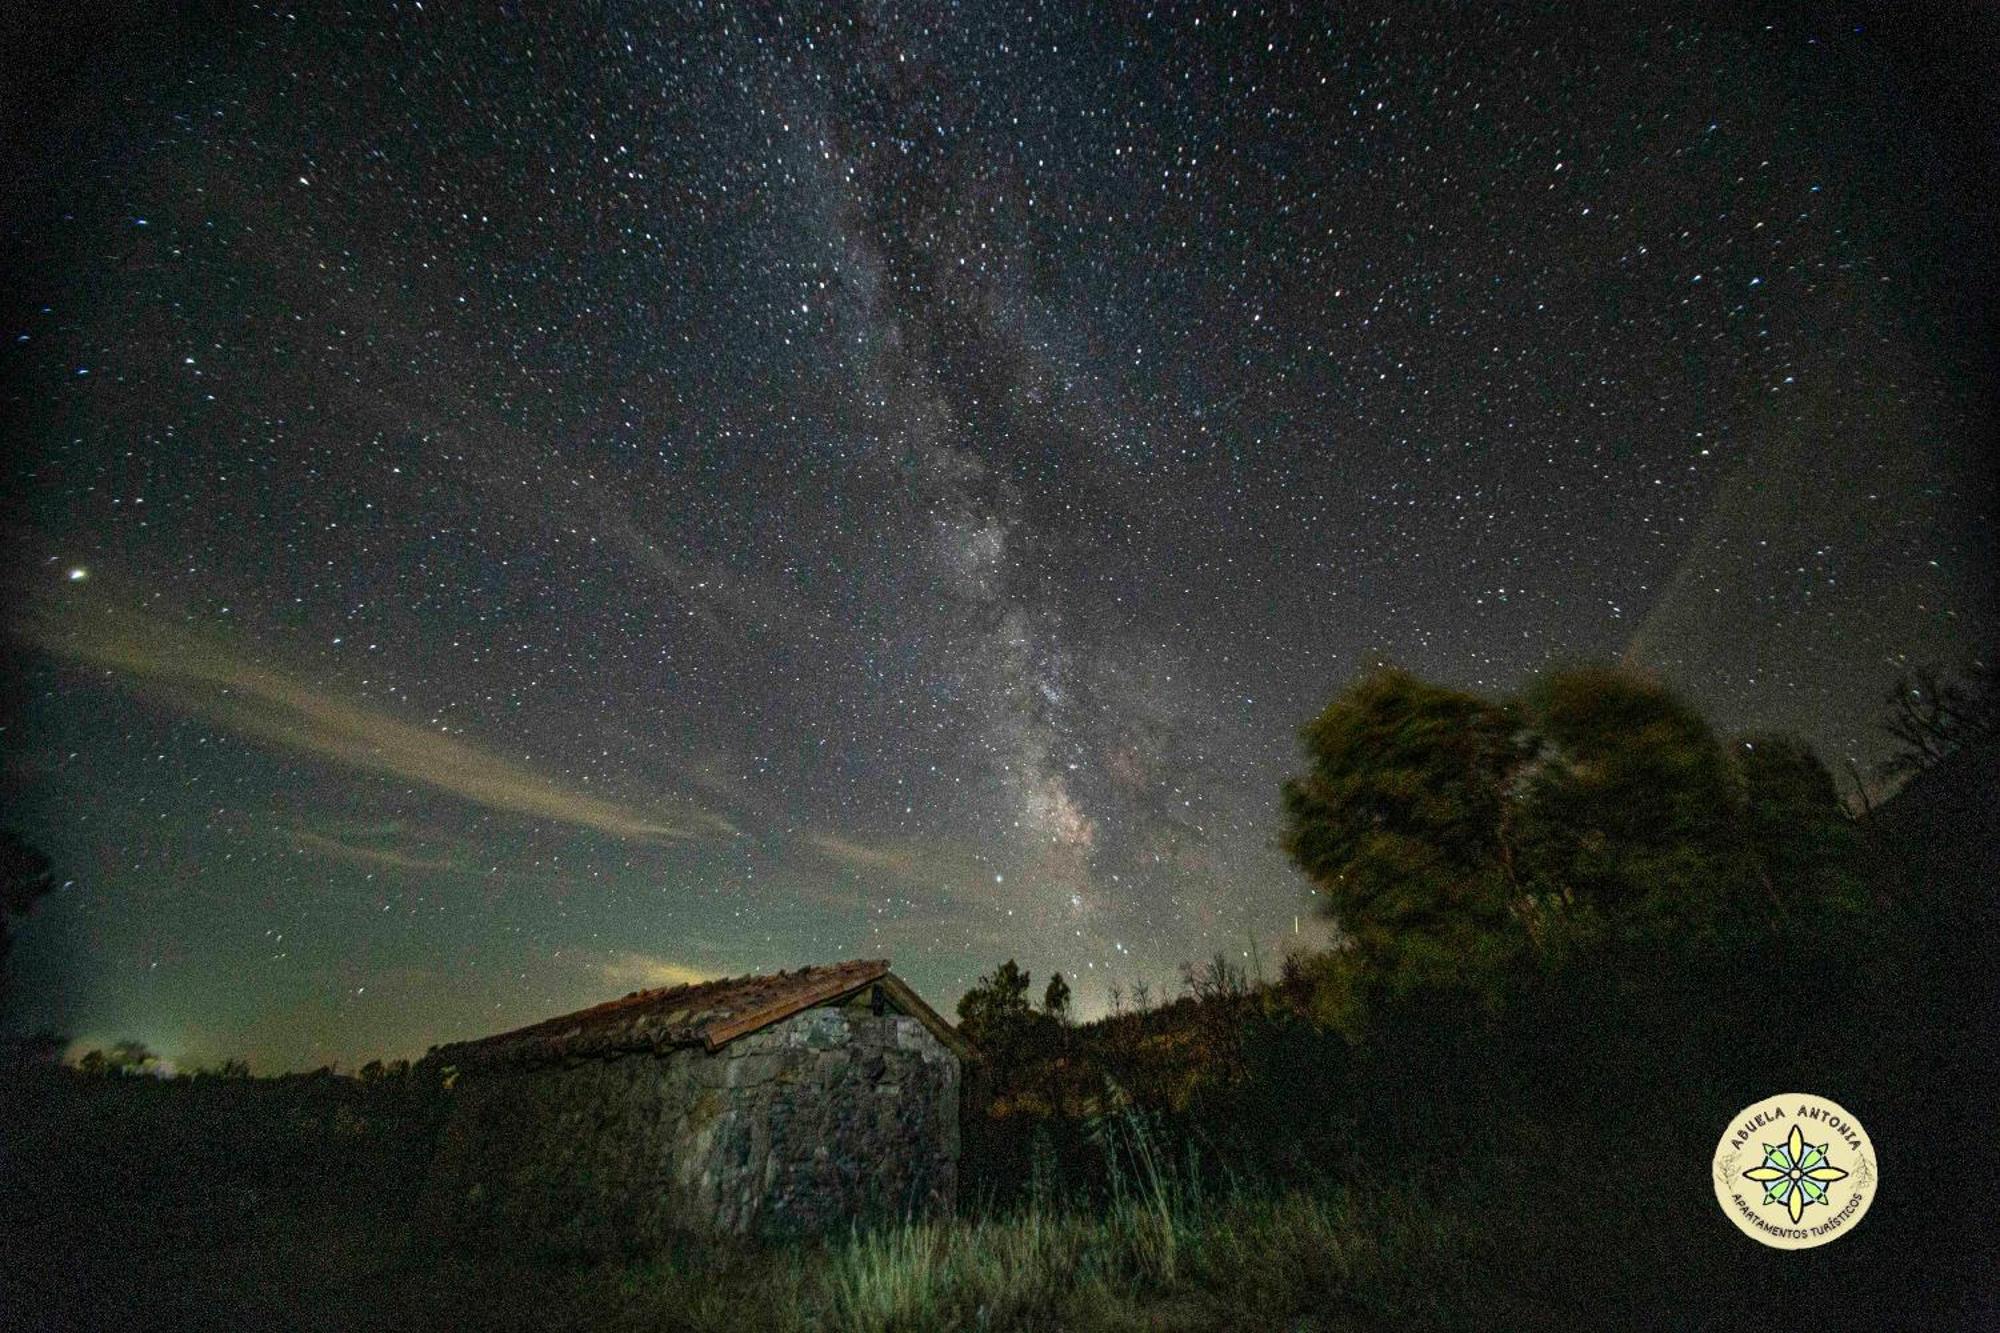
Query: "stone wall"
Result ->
[[420, 1004, 958, 1251]]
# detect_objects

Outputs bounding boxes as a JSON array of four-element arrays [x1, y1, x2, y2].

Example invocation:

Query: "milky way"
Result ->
[[2, 6, 1992, 1069]]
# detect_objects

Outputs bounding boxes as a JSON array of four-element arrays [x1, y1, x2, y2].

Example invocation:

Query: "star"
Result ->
[[1, 3, 1989, 1069]]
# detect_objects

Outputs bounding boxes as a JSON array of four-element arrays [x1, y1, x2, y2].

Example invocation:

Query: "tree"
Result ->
[[1280, 667, 1527, 999], [956, 959, 1034, 1050], [9, 1030, 67, 1066], [1878, 662, 1997, 779], [107, 1040, 158, 1075], [1179, 951, 1248, 1004], [1283, 664, 1869, 1014], [1, 832, 58, 997], [1042, 971, 1072, 1023], [1511, 667, 1747, 934], [1732, 733, 1867, 915], [75, 1040, 158, 1076]]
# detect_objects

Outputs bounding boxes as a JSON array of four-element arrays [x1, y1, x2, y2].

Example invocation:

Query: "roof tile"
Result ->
[[434, 959, 893, 1068]]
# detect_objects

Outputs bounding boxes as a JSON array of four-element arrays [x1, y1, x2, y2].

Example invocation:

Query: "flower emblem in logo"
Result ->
[[1741, 1124, 1849, 1224]]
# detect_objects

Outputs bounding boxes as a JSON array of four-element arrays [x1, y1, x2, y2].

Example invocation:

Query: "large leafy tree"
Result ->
[[1732, 732, 1869, 915], [1511, 667, 1747, 933], [1280, 668, 1527, 999]]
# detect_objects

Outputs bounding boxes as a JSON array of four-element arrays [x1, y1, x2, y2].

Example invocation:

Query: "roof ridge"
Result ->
[[431, 958, 898, 1067], [616, 956, 889, 1003]]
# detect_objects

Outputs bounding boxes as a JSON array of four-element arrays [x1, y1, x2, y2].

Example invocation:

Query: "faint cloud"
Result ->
[[19, 592, 735, 844], [677, 753, 782, 820], [594, 496, 831, 639], [805, 832, 921, 878], [795, 830, 1036, 912], [593, 951, 716, 992], [288, 830, 458, 873]]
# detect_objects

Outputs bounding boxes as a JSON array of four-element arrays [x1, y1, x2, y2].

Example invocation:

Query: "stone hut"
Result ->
[[420, 959, 972, 1251]]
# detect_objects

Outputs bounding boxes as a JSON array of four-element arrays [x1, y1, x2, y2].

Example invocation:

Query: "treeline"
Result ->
[[43, 1042, 415, 1085], [3, 1053, 446, 1252]]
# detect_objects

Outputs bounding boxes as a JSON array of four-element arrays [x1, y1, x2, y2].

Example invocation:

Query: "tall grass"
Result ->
[[815, 1096, 1477, 1332], [817, 1182, 1474, 1332], [828, 1206, 1088, 1330]]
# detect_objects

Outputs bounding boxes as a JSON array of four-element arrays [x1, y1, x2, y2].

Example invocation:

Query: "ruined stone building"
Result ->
[[420, 959, 971, 1250]]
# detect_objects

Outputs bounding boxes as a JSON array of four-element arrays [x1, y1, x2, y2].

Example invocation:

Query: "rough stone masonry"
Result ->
[[418, 963, 965, 1252]]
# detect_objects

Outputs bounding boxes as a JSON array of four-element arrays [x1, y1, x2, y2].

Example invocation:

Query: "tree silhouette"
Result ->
[[1733, 732, 1867, 915], [1042, 971, 1072, 1023], [1, 832, 59, 1016], [74, 1040, 159, 1076], [1510, 667, 1745, 933], [956, 959, 1034, 1050], [1280, 667, 1524, 998], [1878, 662, 1997, 778]]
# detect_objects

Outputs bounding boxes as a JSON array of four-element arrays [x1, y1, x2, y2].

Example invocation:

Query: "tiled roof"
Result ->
[[433, 958, 948, 1069]]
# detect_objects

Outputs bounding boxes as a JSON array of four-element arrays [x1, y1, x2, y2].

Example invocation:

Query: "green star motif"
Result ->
[[1742, 1124, 1850, 1225]]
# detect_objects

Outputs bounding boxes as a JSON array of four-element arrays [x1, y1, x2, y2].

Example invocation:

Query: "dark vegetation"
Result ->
[[2, 663, 1994, 1330], [1, 831, 58, 1008]]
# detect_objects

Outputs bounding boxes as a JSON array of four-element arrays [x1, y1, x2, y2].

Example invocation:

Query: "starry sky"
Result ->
[[2, 5, 1993, 1071]]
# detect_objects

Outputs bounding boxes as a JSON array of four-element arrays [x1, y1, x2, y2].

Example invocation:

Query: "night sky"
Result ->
[[3, 6, 1993, 1071]]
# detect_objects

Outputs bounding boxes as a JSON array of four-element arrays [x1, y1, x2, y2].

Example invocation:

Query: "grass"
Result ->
[[819, 1179, 1474, 1332], [464, 1173, 1476, 1333]]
